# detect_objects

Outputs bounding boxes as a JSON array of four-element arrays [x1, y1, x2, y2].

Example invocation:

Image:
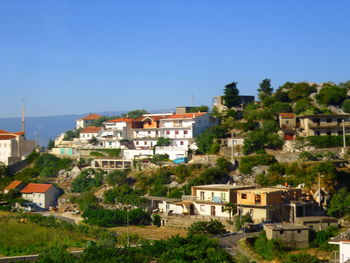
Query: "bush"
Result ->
[[82, 208, 151, 227], [188, 220, 227, 236], [310, 226, 339, 250], [253, 232, 286, 260], [106, 170, 128, 186], [342, 99, 350, 113], [71, 168, 105, 193], [153, 214, 161, 227], [282, 253, 324, 263], [306, 135, 350, 148], [239, 154, 277, 174], [216, 157, 232, 173], [316, 84, 347, 106], [234, 213, 253, 231]]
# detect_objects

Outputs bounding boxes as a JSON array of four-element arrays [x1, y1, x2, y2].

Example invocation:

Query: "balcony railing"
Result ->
[[308, 122, 350, 128], [181, 195, 228, 204]]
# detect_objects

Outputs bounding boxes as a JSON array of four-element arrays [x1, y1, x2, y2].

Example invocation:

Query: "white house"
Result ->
[[79, 126, 102, 141], [168, 184, 254, 218], [21, 183, 61, 209], [159, 113, 218, 148], [329, 231, 350, 263], [76, 114, 101, 129], [0, 129, 36, 165]]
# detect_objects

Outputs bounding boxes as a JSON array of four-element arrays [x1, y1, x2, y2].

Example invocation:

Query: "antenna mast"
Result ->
[[21, 100, 25, 136]]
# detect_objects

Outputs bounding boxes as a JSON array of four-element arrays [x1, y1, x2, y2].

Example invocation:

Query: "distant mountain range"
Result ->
[[0, 109, 174, 146]]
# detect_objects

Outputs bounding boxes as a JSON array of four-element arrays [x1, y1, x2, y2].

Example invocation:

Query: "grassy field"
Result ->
[[108, 225, 188, 240], [0, 220, 87, 256]]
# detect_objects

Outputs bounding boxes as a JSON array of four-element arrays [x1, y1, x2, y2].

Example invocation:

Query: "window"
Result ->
[[180, 141, 184, 145], [241, 193, 247, 199], [313, 118, 320, 123], [326, 118, 332, 123], [255, 194, 261, 204], [184, 130, 188, 135], [286, 120, 289, 124], [221, 193, 226, 201], [200, 191, 205, 200], [148, 131, 151, 134], [144, 141, 147, 145], [297, 230, 301, 234], [175, 131, 179, 135], [280, 230, 284, 234], [136, 141, 139, 145], [327, 131, 332, 136], [221, 206, 225, 213], [315, 131, 321, 136], [338, 131, 343, 135], [166, 131, 170, 135]]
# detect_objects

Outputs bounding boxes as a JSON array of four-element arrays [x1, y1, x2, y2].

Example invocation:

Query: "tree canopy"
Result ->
[[223, 82, 240, 108]]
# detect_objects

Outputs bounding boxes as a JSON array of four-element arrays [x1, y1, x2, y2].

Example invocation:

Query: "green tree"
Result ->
[[316, 84, 347, 106], [47, 139, 55, 150], [258, 78, 273, 100], [125, 109, 148, 119], [287, 82, 316, 102], [155, 137, 171, 146], [106, 170, 128, 186], [223, 202, 237, 221], [88, 136, 98, 145], [153, 214, 161, 227], [189, 105, 209, 113], [196, 125, 228, 154], [342, 99, 350, 113], [37, 246, 76, 263], [0, 162, 8, 178], [327, 188, 350, 218], [188, 219, 227, 235], [223, 82, 240, 108]]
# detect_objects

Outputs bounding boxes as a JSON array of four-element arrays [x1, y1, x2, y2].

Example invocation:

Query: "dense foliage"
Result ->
[[253, 232, 286, 260], [71, 168, 105, 193], [188, 220, 227, 236], [310, 226, 339, 250], [327, 188, 350, 218], [239, 154, 276, 174], [196, 125, 228, 154], [305, 135, 350, 149], [282, 253, 325, 263], [82, 208, 151, 227]]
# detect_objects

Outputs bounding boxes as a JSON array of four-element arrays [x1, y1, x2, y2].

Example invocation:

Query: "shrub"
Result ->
[[310, 226, 339, 250], [282, 253, 324, 263], [239, 154, 277, 174], [188, 219, 227, 236], [71, 168, 105, 193], [253, 232, 286, 260], [234, 213, 253, 231], [316, 84, 347, 106], [153, 214, 161, 227], [216, 157, 232, 173], [342, 99, 350, 113]]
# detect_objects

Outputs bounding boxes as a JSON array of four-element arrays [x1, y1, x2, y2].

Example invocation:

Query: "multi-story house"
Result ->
[[180, 184, 254, 218], [76, 114, 101, 129], [298, 114, 350, 137], [159, 112, 218, 148], [236, 187, 302, 223], [0, 129, 36, 165], [279, 113, 297, 140], [133, 114, 173, 149], [213, 95, 255, 112]]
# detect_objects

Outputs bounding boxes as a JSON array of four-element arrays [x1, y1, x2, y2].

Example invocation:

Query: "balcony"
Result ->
[[181, 195, 228, 204], [308, 122, 350, 128]]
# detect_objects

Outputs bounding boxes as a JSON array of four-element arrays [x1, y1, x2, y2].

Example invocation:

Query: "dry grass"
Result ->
[[108, 225, 188, 240]]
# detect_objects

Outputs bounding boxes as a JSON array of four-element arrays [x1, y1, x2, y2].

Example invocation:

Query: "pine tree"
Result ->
[[223, 82, 240, 108], [258, 79, 273, 100]]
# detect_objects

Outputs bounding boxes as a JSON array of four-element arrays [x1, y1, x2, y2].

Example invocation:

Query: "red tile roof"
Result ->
[[80, 126, 102, 133], [142, 116, 166, 122], [0, 129, 10, 133], [280, 113, 296, 118], [0, 135, 17, 140], [80, 114, 102, 120], [4, 180, 23, 190], [21, 183, 53, 193], [105, 117, 133, 123], [164, 112, 207, 120]]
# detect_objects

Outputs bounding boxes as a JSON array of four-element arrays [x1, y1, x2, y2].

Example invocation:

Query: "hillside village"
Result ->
[[2, 80, 350, 262]]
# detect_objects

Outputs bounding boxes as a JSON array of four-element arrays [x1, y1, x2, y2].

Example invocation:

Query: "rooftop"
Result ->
[[4, 180, 23, 190], [264, 223, 309, 230], [237, 187, 300, 193], [80, 126, 102, 133], [192, 184, 255, 190], [21, 183, 53, 194], [80, 113, 102, 120], [164, 112, 207, 120], [280, 113, 296, 118]]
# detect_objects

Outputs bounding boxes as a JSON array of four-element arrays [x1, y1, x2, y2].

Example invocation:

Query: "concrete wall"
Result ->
[[265, 226, 309, 249]]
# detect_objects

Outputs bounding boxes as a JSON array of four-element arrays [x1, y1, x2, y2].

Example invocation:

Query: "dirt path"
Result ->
[[108, 225, 188, 239]]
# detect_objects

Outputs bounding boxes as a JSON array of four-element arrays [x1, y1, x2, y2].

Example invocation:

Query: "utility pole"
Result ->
[[21, 100, 25, 137], [343, 118, 346, 148], [231, 131, 234, 163], [126, 208, 130, 247]]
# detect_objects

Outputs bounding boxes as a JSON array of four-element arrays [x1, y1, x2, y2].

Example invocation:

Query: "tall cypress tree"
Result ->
[[223, 82, 240, 108], [258, 79, 273, 100]]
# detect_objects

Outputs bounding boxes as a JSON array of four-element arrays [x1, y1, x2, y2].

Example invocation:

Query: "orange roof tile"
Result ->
[[21, 183, 53, 193], [0, 134, 17, 140], [80, 114, 102, 120], [105, 117, 133, 123], [280, 113, 296, 118], [80, 126, 102, 133], [164, 112, 207, 120], [4, 180, 23, 190], [0, 129, 10, 133]]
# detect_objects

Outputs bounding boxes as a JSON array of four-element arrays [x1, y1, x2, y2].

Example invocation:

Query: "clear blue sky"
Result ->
[[1, 0, 350, 118]]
